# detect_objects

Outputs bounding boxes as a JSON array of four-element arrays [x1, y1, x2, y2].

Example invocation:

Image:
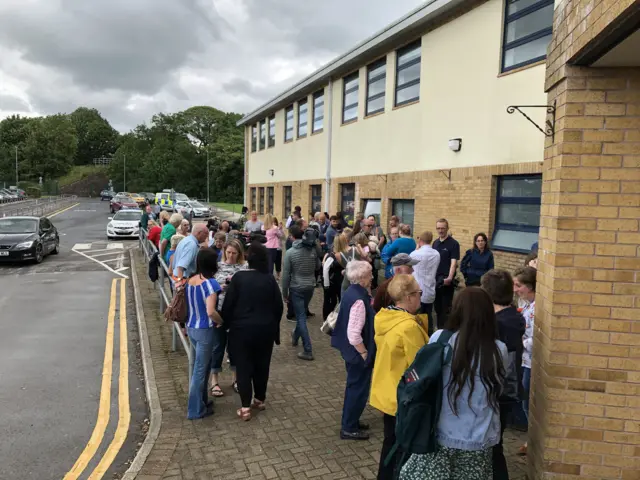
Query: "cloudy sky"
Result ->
[[0, 0, 425, 132]]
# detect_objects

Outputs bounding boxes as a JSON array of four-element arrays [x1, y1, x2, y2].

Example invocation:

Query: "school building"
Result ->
[[239, 0, 640, 477]]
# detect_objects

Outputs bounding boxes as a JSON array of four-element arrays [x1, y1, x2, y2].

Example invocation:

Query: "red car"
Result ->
[[110, 195, 139, 214]]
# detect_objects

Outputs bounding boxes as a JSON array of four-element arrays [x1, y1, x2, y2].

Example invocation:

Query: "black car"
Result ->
[[101, 190, 115, 201], [0, 216, 59, 263]]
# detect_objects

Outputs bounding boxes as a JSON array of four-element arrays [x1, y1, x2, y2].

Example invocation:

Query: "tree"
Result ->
[[22, 115, 77, 180], [69, 107, 119, 165]]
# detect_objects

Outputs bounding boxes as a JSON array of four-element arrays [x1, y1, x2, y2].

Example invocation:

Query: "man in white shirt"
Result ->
[[410, 231, 440, 335]]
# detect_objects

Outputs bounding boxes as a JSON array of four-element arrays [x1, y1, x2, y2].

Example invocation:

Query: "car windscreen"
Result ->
[[113, 211, 141, 222], [175, 194, 189, 201], [191, 202, 205, 208], [114, 196, 132, 203], [0, 218, 38, 233]]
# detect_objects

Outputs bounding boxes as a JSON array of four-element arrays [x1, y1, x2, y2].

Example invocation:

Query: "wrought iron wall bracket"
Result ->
[[506, 101, 556, 142]]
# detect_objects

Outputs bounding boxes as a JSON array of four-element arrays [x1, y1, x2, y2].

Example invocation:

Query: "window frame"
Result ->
[[501, 0, 554, 72], [340, 183, 356, 226], [342, 72, 360, 124], [492, 174, 542, 253], [284, 106, 294, 143], [283, 186, 292, 220], [259, 119, 266, 150], [297, 99, 308, 138], [395, 40, 421, 107], [310, 184, 322, 217], [312, 90, 324, 133], [267, 186, 274, 214], [366, 58, 386, 116], [258, 187, 265, 215], [391, 199, 415, 231], [268, 115, 276, 148], [250, 187, 257, 212], [251, 125, 257, 153]]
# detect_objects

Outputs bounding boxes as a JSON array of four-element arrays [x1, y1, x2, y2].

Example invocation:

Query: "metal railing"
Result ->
[[138, 227, 193, 380], [0, 195, 78, 218]]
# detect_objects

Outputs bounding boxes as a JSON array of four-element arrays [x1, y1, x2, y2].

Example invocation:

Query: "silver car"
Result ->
[[175, 201, 211, 218]]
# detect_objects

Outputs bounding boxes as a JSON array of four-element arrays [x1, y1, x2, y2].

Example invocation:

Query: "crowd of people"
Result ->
[[141, 202, 538, 480]]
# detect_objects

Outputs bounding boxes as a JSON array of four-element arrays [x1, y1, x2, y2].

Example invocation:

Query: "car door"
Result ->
[[39, 219, 50, 252], [41, 218, 55, 252]]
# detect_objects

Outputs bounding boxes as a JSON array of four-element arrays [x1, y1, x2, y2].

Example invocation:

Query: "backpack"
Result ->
[[148, 252, 159, 283], [164, 283, 187, 323], [385, 330, 454, 466]]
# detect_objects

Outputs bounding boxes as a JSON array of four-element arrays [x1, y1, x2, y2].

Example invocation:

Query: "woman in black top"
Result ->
[[222, 242, 284, 421]]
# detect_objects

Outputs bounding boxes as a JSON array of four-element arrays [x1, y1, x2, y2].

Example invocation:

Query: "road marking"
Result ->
[[71, 248, 129, 279], [116, 253, 124, 271], [47, 202, 80, 218], [88, 279, 131, 479], [73, 243, 92, 251], [107, 243, 124, 250], [63, 279, 117, 480]]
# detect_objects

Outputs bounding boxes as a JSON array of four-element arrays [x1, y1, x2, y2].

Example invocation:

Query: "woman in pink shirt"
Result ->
[[265, 215, 284, 276]]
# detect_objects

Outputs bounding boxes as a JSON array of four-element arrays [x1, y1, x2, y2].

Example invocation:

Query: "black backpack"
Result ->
[[385, 330, 454, 466]]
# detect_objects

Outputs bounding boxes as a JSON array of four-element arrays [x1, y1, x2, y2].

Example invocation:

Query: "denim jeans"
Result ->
[[291, 288, 314, 353], [211, 325, 235, 374], [187, 327, 215, 419], [341, 359, 372, 432], [522, 366, 531, 419]]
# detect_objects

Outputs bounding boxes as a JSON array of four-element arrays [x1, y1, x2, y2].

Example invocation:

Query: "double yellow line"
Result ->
[[64, 278, 130, 480]]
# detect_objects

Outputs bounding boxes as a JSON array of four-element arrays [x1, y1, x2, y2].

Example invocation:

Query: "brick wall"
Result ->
[[249, 162, 541, 270], [531, 1, 640, 477]]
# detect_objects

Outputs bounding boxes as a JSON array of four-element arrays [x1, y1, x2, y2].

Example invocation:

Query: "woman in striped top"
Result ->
[[186, 249, 223, 420]]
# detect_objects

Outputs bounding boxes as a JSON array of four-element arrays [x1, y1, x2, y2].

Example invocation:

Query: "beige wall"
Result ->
[[247, 0, 549, 183]]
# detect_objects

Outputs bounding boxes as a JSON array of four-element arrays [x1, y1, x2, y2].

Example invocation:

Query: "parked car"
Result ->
[[9, 187, 27, 199], [107, 209, 142, 239], [1, 189, 19, 201], [110, 195, 139, 214], [138, 192, 155, 203], [0, 216, 59, 263], [100, 190, 115, 201], [175, 200, 211, 218], [129, 193, 146, 206]]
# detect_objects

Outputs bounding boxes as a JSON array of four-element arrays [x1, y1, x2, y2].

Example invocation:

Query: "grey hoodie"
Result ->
[[282, 240, 320, 296]]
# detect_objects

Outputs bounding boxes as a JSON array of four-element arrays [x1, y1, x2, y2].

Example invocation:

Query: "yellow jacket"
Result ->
[[369, 307, 429, 416]]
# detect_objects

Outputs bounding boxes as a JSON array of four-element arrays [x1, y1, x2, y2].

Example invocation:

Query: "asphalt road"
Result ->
[[0, 198, 147, 480]]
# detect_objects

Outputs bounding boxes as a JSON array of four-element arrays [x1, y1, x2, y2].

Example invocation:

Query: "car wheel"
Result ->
[[51, 238, 60, 255], [34, 244, 44, 264]]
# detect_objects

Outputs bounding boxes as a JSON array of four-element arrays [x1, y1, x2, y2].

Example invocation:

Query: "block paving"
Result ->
[[133, 251, 528, 479]]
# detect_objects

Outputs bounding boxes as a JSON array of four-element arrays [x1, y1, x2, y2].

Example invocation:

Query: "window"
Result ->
[[259, 119, 266, 150], [342, 72, 359, 124], [310, 185, 322, 217], [268, 115, 275, 147], [366, 59, 386, 116], [267, 187, 274, 214], [502, 0, 553, 72], [285, 106, 294, 142], [340, 183, 356, 226], [298, 99, 308, 138], [392, 200, 415, 231], [362, 199, 381, 224], [312, 90, 324, 133], [283, 186, 292, 220], [250, 187, 257, 212], [258, 187, 265, 215], [493, 175, 542, 252], [395, 41, 421, 106], [251, 125, 257, 152]]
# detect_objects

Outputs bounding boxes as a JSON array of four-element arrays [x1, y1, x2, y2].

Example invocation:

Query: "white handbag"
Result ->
[[321, 303, 340, 335]]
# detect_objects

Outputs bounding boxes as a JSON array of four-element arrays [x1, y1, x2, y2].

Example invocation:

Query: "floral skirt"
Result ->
[[399, 446, 492, 480]]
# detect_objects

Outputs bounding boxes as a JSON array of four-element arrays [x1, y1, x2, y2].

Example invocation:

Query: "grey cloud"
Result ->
[[0, 94, 30, 112]]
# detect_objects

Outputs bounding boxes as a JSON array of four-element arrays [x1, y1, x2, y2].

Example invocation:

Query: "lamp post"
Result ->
[[15, 146, 18, 186], [123, 154, 126, 191], [206, 149, 210, 204]]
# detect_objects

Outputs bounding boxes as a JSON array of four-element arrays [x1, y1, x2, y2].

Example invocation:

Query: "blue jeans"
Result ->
[[187, 327, 214, 419], [291, 288, 314, 353], [211, 325, 235, 374], [522, 366, 531, 419], [341, 359, 373, 432]]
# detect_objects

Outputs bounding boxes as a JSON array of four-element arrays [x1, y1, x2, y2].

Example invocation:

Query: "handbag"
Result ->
[[321, 302, 340, 335], [164, 282, 187, 323]]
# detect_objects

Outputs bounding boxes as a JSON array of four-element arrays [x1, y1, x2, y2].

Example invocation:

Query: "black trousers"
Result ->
[[492, 405, 510, 480], [322, 283, 341, 320], [378, 414, 398, 480], [229, 330, 274, 408], [434, 285, 455, 329]]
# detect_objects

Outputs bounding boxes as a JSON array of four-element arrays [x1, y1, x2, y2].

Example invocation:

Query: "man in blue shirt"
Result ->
[[172, 224, 209, 281]]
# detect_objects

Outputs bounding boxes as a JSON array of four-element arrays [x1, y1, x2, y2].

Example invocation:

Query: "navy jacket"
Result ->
[[460, 248, 494, 285], [331, 284, 375, 366]]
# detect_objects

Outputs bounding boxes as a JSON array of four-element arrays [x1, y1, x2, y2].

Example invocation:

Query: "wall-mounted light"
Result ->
[[448, 138, 462, 152], [269, 169, 274, 176]]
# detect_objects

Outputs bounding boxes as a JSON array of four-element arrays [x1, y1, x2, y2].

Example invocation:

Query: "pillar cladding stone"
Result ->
[[531, 0, 640, 478]]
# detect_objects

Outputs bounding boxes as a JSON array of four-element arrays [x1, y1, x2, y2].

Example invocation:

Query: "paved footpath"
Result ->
[[132, 251, 529, 480]]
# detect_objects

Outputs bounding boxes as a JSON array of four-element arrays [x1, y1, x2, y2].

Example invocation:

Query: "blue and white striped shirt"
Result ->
[[186, 278, 222, 329]]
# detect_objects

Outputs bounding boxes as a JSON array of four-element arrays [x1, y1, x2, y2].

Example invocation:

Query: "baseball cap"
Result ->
[[391, 253, 419, 267]]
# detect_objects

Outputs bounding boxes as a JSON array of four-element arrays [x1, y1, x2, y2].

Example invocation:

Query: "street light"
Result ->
[[206, 149, 210, 204], [15, 146, 18, 186]]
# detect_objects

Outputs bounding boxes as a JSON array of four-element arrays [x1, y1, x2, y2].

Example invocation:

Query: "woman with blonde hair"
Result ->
[[321, 233, 348, 320], [209, 239, 247, 397], [370, 274, 428, 478], [265, 215, 284, 277]]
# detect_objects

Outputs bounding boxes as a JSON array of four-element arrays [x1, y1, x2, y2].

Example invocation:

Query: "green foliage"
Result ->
[[69, 107, 119, 165], [58, 165, 108, 187]]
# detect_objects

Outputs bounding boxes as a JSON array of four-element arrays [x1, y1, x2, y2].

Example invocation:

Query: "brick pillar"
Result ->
[[531, 65, 640, 479]]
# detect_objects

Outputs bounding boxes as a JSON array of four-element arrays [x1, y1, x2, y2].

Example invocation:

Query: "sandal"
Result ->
[[237, 407, 251, 421], [232, 381, 239, 394], [251, 399, 266, 411], [210, 384, 224, 397]]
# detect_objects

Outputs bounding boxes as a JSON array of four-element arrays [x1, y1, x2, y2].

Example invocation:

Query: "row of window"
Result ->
[[249, 0, 552, 152], [248, 174, 540, 252]]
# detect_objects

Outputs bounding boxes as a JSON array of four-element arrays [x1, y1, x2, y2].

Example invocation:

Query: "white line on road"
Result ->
[[107, 243, 124, 250], [73, 243, 92, 250], [116, 253, 124, 271], [71, 249, 129, 279]]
